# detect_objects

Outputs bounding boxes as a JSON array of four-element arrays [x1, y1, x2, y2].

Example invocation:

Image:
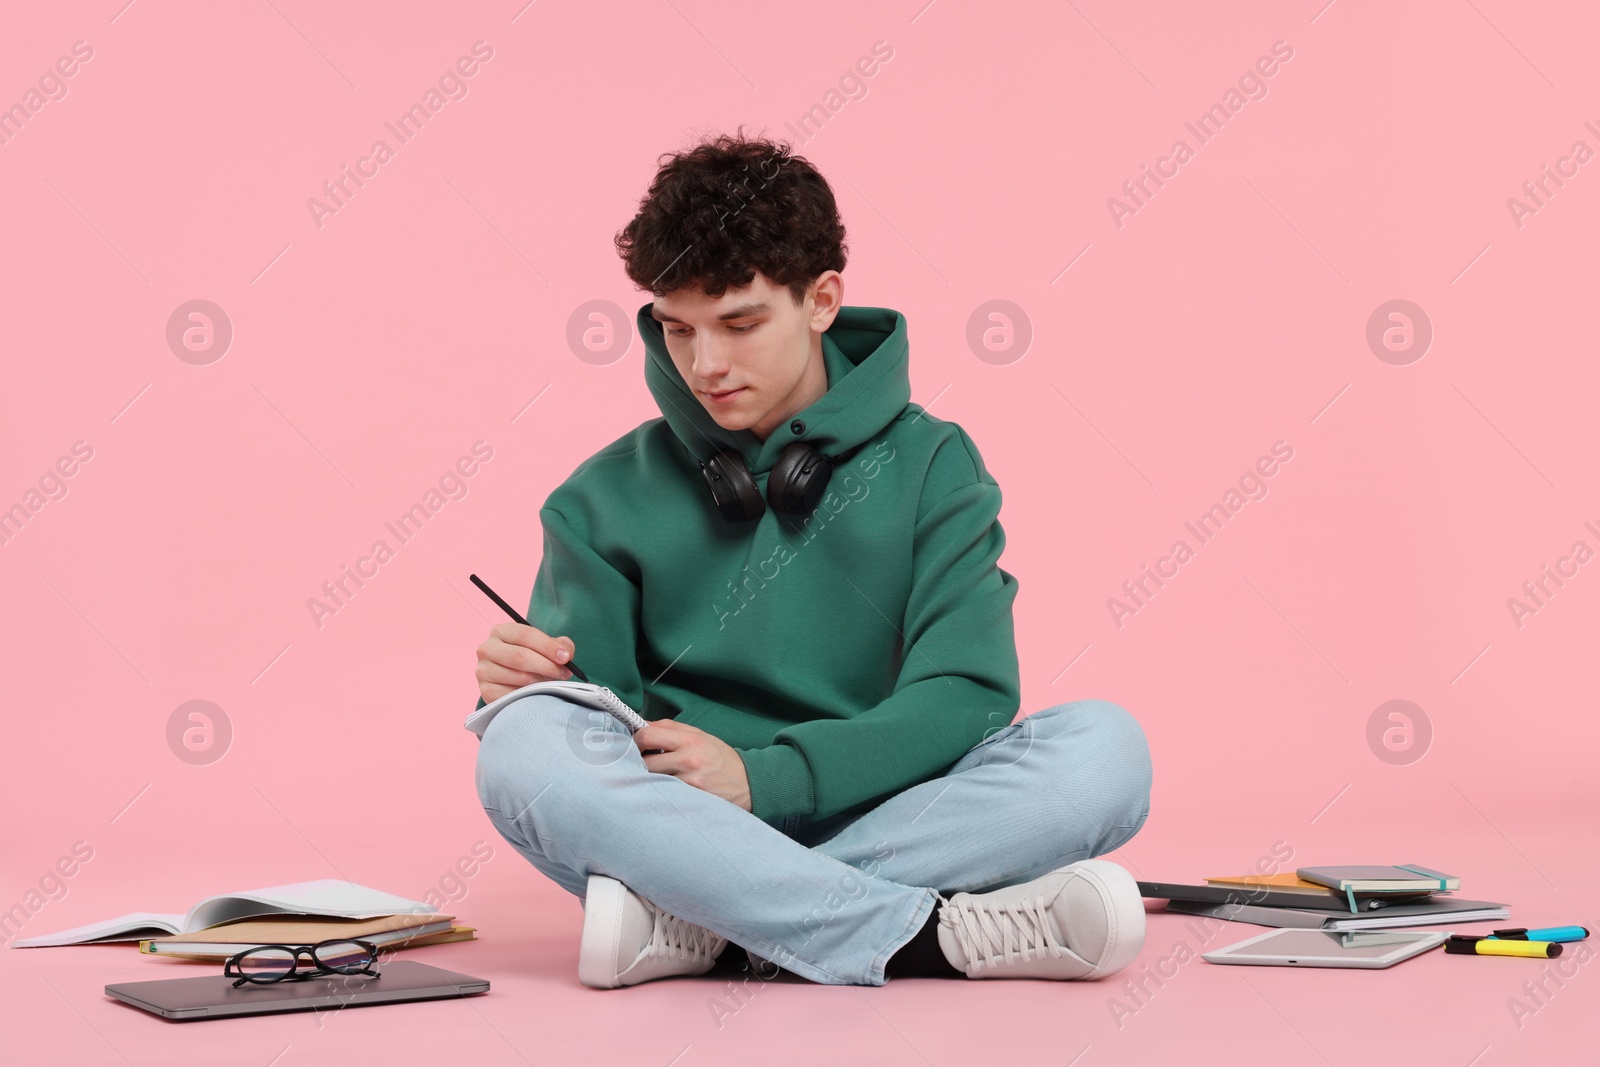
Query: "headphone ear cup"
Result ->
[[767, 441, 833, 516], [700, 450, 765, 522]]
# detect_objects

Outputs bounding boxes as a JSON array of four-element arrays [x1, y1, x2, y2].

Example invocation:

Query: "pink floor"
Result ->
[[6, 814, 1592, 1066]]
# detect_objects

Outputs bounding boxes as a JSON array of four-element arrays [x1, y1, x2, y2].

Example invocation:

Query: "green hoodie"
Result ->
[[480, 302, 1021, 829]]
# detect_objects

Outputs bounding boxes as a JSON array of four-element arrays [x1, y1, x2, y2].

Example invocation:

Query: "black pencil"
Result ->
[[469, 574, 589, 683]]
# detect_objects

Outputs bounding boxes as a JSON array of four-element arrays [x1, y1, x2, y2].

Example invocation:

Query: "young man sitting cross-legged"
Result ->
[[471, 130, 1153, 988]]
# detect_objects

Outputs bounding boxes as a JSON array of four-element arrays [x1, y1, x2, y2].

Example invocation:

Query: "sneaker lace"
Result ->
[[644, 900, 722, 962], [947, 892, 1067, 973]]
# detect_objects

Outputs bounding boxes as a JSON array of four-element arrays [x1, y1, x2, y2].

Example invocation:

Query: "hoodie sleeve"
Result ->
[[736, 468, 1022, 822], [472, 504, 646, 718]]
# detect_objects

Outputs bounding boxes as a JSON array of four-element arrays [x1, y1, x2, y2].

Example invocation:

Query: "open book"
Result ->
[[9, 879, 436, 948], [464, 680, 647, 738]]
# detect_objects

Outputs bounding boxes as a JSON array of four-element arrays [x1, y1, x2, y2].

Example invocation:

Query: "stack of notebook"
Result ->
[[1138, 865, 1511, 930], [136, 913, 474, 961]]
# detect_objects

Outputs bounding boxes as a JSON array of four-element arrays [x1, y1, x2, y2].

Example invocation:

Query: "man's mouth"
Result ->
[[704, 387, 745, 403]]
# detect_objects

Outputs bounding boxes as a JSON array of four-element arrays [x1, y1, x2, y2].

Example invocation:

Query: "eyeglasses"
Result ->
[[223, 939, 381, 988]]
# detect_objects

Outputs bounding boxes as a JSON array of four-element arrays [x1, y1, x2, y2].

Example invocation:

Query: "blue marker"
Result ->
[[1488, 926, 1589, 943]]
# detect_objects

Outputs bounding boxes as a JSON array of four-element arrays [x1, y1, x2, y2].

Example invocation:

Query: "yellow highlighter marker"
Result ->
[[1446, 935, 1562, 958]]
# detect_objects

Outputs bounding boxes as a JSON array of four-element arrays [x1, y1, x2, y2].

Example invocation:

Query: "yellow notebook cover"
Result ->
[[141, 925, 478, 961], [1204, 873, 1335, 894], [138, 913, 457, 958]]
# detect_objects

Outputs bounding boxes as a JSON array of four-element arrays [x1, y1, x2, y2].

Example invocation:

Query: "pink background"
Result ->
[[3, 1, 1595, 1063]]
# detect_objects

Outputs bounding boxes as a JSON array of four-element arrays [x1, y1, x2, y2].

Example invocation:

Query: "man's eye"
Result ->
[[668, 324, 757, 336]]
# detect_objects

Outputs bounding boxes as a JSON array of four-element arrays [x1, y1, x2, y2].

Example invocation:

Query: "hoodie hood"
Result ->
[[639, 302, 912, 475]]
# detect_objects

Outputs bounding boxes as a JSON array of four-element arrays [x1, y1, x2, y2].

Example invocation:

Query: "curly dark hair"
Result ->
[[615, 126, 848, 306]]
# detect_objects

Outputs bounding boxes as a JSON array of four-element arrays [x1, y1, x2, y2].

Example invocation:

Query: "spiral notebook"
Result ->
[[463, 680, 648, 738]]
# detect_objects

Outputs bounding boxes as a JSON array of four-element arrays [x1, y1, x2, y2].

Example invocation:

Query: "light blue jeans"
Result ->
[[474, 695, 1152, 986]]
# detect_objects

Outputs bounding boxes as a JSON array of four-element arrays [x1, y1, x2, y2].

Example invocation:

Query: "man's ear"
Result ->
[[808, 271, 844, 332]]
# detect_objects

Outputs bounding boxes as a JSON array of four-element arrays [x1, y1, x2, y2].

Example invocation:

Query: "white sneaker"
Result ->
[[578, 873, 729, 989], [935, 859, 1145, 979]]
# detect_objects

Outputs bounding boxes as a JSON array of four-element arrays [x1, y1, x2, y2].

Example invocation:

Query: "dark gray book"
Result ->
[[1166, 896, 1508, 931], [1137, 880, 1432, 914]]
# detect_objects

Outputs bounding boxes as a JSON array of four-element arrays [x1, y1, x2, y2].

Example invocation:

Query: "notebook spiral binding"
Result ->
[[592, 686, 648, 732]]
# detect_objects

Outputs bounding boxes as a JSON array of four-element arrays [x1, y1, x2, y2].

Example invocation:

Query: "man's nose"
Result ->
[[692, 338, 730, 378]]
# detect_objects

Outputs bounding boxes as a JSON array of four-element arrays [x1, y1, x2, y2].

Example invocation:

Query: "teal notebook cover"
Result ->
[[1297, 865, 1459, 913]]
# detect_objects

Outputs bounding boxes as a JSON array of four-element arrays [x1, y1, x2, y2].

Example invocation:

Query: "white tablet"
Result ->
[[1202, 928, 1448, 968]]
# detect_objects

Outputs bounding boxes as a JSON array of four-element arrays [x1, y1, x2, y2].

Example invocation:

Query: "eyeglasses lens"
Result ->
[[313, 940, 375, 972], [238, 947, 298, 981]]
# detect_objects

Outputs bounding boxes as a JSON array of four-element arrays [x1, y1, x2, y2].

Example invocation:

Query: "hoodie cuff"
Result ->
[[736, 743, 817, 822]]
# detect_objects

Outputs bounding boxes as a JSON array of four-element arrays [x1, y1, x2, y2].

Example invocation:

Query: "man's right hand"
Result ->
[[475, 622, 575, 703]]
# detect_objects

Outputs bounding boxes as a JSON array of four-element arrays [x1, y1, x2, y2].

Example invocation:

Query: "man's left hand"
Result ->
[[635, 720, 752, 812]]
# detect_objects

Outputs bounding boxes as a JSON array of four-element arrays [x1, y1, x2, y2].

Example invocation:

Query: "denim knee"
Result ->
[[474, 694, 585, 816], [1036, 699, 1152, 826]]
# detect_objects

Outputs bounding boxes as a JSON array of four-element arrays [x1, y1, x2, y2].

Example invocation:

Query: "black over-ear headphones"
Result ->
[[699, 440, 839, 522]]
